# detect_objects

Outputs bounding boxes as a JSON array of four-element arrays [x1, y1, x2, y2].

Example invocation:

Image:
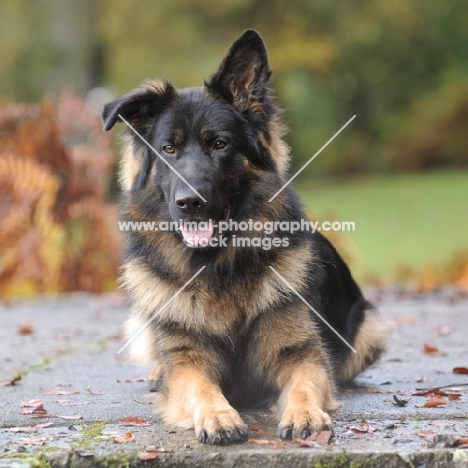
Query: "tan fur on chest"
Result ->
[[121, 242, 312, 337]]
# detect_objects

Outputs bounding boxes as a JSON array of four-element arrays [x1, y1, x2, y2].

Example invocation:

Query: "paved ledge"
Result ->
[[1, 291, 468, 467]]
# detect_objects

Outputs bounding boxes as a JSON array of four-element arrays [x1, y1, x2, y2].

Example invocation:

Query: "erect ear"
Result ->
[[102, 79, 176, 132], [206, 30, 271, 114]]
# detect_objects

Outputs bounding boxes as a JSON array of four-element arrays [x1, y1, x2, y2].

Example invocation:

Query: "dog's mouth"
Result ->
[[180, 221, 214, 247], [179, 207, 230, 247]]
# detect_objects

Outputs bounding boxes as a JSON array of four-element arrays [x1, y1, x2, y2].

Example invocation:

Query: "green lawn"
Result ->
[[295, 171, 468, 284]]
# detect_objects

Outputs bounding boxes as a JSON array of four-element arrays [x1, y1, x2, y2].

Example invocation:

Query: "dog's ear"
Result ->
[[103, 80, 176, 190], [206, 30, 271, 114], [102, 80, 176, 132]]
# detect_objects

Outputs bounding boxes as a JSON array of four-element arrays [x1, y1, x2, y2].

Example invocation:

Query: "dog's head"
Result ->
[[103, 30, 288, 246]]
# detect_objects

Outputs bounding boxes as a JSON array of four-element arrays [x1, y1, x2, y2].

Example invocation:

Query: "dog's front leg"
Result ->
[[276, 360, 337, 439], [162, 361, 248, 444]]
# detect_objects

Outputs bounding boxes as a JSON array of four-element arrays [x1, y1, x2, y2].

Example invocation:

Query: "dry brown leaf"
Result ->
[[423, 395, 447, 408], [448, 393, 461, 401], [21, 403, 48, 416], [56, 399, 90, 406], [118, 416, 152, 426], [429, 420, 454, 427], [14, 438, 46, 446], [247, 439, 270, 444], [86, 387, 105, 395], [453, 367, 468, 375], [112, 431, 135, 443], [35, 422, 53, 428], [423, 344, 445, 356], [20, 399, 42, 407], [250, 425, 268, 436], [417, 430, 438, 438], [10, 426, 38, 433], [0, 375, 21, 387], [18, 323, 34, 335], [349, 421, 377, 433], [117, 378, 146, 383], [58, 414, 82, 420], [413, 388, 448, 396], [43, 389, 80, 395], [138, 446, 173, 460], [138, 451, 160, 461]]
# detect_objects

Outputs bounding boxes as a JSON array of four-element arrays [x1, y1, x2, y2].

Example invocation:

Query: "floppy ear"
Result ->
[[102, 80, 176, 131], [206, 30, 271, 114], [102, 80, 176, 190]]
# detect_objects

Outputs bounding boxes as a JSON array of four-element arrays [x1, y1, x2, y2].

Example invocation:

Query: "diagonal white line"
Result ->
[[118, 114, 207, 203], [268, 115, 356, 202], [117, 266, 206, 354], [268, 266, 357, 353]]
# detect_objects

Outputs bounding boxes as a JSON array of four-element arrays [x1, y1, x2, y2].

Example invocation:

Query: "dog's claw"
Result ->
[[279, 426, 293, 440]]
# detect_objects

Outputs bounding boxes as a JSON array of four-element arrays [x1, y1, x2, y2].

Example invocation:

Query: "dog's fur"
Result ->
[[103, 30, 387, 444]]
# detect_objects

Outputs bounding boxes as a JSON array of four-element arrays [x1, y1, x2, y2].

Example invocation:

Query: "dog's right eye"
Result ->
[[163, 145, 175, 154]]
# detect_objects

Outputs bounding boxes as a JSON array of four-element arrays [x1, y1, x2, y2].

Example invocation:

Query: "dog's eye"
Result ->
[[163, 145, 175, 154], [214, 140, 227, 150]]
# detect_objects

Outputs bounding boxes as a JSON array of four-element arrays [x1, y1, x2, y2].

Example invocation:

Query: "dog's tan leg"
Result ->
[[162, 365, 248, 444], [276, 361, 338, 439]]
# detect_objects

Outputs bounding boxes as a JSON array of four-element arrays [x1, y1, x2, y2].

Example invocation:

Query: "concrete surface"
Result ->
[[1, 290, 468, 467]]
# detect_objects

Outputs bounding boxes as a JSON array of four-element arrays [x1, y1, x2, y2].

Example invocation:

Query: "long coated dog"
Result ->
[[102, 29, 386, 444]]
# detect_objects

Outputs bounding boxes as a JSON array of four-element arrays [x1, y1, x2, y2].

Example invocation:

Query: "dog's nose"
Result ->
[[175, 187, 203, 213]]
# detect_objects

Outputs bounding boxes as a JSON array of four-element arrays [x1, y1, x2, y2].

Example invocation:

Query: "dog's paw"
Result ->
[[278, 406, 333, 439], [195, 408, 248, 445]]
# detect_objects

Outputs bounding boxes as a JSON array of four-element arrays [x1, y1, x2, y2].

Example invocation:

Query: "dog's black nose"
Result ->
[[175, 187, 203, 213]]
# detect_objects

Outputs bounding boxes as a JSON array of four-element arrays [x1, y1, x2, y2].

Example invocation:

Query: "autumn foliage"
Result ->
[[0, 92, 120, 296]]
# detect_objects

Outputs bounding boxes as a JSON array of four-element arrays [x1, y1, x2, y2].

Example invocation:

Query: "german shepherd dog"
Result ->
[[102, 30, 386, 444]]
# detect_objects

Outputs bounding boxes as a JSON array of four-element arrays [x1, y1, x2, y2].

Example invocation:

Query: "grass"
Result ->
[[295, 170, 468, 284]]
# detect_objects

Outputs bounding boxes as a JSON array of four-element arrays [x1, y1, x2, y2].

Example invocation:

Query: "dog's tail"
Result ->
[[338, 306, 388, 382]]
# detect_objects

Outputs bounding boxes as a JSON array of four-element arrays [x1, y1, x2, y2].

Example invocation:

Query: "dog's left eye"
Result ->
[[214, 140, 227, 150]]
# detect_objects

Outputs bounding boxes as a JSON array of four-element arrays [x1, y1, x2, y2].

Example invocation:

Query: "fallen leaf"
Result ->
[[117, 378, 146, 383], [112, 432, 135, 443], [10, 426, 38, 433], [86, 387, 105, 395], [349, 421, 377, 433], [20, 399, 42, 407], [35, 422, 53, 428], [0, 375, 21, 387], [448, 393, 461, 401], [21, 404, 48, 416], [138, 446, 173, 460], [366, 387, 398, 394], [18, 323, 34, 335], [250, 425, 268, 436], [57, 399, 90, 406], [413, 388, 448, 396], [133, 399, 153, 405], [458, 439, 468, 445], [43, 389, 80, 395], [14, 437, 46, 446], [417, 430, 438, 439], [58, 415, 82, 420], [429, 420, 454, 427], [316, 430, 332, 446], [453, 367, 468, 375], [247, 439, 270, 445], [423, 395, 447, 408], [424, 344, 445, 356], [138, 451, 160, 460], [118, 416, 152, 426]]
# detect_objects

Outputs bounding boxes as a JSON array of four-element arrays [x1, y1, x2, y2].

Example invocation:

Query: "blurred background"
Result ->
[[1, 0, 467, 297]]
